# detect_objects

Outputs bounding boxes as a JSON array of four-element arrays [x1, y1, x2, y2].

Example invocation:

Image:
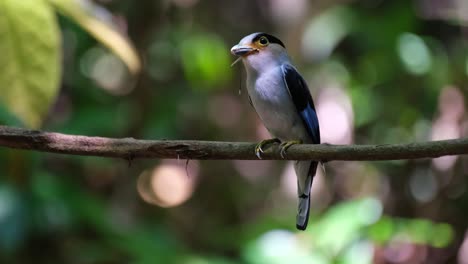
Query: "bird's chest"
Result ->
[[248, 69, 287, 104], [246, 69, 301, 140]]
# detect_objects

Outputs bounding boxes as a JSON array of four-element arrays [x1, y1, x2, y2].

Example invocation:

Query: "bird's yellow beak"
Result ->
[[230, 44, 258, 57], [230, 44, 258, 66]]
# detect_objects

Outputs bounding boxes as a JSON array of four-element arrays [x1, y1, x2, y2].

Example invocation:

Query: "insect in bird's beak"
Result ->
[[230, 57, 242, 67]]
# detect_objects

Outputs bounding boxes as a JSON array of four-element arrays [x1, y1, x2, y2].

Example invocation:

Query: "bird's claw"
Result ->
[[279, 140, 302, 158], [254, 145, 264, 159], [254, 138, 280, 159]]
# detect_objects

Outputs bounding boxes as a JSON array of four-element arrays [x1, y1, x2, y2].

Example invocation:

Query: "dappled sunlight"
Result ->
[[137, 162, 198, 208]]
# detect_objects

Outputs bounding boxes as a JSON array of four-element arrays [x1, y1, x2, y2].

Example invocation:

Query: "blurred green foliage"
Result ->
[[0, 0, 60, 128], [180, 33, 231, 89], [0, 0, 467, 263], [0, 0, 140, 128]]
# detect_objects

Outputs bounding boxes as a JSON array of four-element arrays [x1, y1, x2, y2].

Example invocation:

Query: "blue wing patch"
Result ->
[[281, 64, 320, 144]]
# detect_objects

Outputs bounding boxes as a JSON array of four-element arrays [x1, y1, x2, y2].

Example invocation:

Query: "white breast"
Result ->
[[246, 66, 310, 142]]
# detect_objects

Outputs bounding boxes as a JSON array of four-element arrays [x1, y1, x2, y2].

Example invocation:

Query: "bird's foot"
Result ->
[[255, 138, 280, 159], [279, 140, 302, 158]]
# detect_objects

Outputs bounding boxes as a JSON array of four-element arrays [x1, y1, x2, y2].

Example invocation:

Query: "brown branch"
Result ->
[[0, 125, 467, 161]]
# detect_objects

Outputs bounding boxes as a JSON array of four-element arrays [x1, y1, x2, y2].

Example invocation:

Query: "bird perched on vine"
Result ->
[[231, 32, 320, 230]]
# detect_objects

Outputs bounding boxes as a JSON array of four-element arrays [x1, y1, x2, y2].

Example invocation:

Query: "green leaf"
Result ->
[[48, 0, 141, 75], [0, 0, 61, 128], [180, 33, 231, 90]]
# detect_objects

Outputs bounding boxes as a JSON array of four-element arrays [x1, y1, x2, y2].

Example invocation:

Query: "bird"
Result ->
[[231, 32, 320, 230]]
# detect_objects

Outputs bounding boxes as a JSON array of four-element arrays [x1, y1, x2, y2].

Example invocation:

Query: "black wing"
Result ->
[[281, 64, 320, 144]]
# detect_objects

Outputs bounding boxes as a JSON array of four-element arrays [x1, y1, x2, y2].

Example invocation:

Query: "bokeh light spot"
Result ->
[[257, 230, 297, 258], [316, 86, 354, 144], [368, 217, 395, 243], [431, 86, 464, 171], [409, 168, 437, 203], [318, 101, 350, 142], [269, 0, 308, 26], [0, 187, 15, 222], [430, 223, 454, 248], [438, 86, 465, 122], [180, 34, 231, 89], [458, 232, 468, 264], [357, 198, 382, 225], [341, 240, 374, 264], [137, 164, 195, 207], [384, 238, 418, 264], [302, 6, 352, 61], [243, 229, 319, 263], [397, 33, 432, 75], [80, 47, 132, 95]]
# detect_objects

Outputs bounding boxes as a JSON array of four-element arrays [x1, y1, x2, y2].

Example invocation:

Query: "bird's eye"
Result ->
[[258, 36, 269, 46]]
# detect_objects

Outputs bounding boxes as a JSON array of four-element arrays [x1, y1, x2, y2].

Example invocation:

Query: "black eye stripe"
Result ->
[[252, 33, 285, 48]]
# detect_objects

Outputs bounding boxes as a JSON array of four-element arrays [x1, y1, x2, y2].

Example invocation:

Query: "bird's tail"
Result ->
[[294, 161, 318, 230]]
